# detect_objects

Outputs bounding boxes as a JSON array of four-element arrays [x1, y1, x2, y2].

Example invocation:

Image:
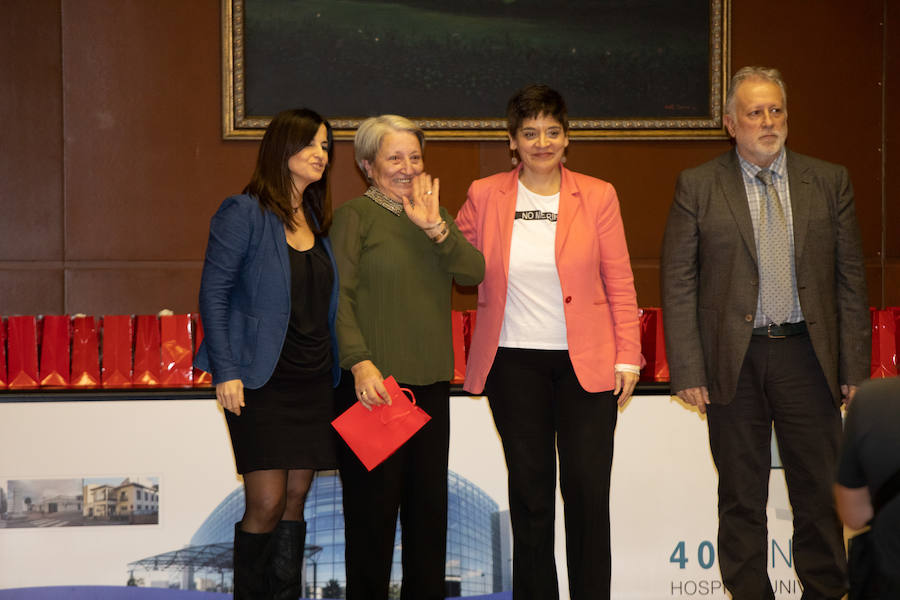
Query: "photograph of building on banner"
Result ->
[[1, 477, 159, 529]]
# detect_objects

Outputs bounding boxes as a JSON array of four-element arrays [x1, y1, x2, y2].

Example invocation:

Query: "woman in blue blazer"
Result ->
[[194, 108, 340, 599]]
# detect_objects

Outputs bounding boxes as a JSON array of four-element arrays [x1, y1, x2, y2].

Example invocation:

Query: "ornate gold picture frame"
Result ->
[[223, 0, 730, 140]]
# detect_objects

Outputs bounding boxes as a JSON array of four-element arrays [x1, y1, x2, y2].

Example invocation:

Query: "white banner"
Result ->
[[0, 395, 812, 598]]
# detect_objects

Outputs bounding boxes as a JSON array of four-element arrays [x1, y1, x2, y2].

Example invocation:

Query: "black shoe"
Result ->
[[270, 520, 305, 600], [233, 522, 273, 599]]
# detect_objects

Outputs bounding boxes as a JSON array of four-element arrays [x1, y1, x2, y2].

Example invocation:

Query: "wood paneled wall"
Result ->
[[1, 0, 897, 315]]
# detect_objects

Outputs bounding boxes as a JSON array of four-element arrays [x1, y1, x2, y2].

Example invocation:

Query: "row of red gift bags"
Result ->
[[4, 307, 894, 390], [0, 314, 212, 390], [871, 307, 900, 378]]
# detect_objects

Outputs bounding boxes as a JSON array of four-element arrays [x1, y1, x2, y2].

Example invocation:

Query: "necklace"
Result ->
[[364, 186, 403, 216]]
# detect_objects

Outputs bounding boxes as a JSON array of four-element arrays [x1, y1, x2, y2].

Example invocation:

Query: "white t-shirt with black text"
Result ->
[[498, 181, 567, 349]]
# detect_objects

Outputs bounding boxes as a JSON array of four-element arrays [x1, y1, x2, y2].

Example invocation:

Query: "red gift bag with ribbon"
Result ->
[[331, 375, 431, 471], [102, 315, 133, 388], [160, 314, 193, 387], [39, 315, 71, 387], [7, 315, 39, 389], [133, 315, 161, 386], [192, 314, 212, 386], [0, 318, 7, 389], [71, 315, 100, 387], [870, 308, 898, 378], [639, 308, 670, 382]]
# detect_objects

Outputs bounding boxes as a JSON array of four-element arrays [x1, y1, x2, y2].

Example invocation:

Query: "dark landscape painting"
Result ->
[[228, 0, 725, 137]]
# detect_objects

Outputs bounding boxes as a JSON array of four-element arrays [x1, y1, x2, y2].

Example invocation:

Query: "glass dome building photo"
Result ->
[[128, 469, 511, 598]]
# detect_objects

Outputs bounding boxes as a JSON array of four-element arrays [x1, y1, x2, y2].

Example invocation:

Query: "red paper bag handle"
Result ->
[[379, 387, 417, 424]]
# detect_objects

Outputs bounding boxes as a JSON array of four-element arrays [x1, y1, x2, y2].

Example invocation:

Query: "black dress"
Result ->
[[226, 239, 336, 474]]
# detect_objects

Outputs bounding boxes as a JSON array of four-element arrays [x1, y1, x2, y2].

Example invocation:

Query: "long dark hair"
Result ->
[[243, 108, 334, 234]]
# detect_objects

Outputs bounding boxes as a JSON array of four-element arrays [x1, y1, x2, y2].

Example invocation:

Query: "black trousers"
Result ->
[[335, 372, 449, 600], [707, 333, 846, 600], [485, 348, 618, 600]]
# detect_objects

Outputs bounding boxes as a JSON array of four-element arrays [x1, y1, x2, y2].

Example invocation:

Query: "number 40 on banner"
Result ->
[[670, 540, 716, 569]]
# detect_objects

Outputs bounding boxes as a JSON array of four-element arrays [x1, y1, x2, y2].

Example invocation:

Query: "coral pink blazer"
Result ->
[[455, 165, 641, 394]]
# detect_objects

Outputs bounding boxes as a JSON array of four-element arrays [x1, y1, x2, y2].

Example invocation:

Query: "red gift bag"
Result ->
[[8, 315, 40, 389], [893, 307, 900, 372], [331, 375, 431, 471], [133, 315, 161, 386], [464, 310, 477, 361], [71, 315, 100, 387], [889, 307, 900, 376], [39, 315, 71, 387], [451, 310, 478, 384], [451, 311, 466, 384], [870, 309, 898, 378], [193, 315, 212, 386], [0, 318, 7, 389], [102, 315, 133, 388], [639, 308, 670, 382], [160, 314, 193, 387]]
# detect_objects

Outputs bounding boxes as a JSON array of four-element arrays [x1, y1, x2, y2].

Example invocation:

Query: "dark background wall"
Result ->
[[1, 0, 897, 316]]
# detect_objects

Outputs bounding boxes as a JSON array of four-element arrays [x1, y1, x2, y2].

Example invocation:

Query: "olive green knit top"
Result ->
[[330, 194, 485, 385]]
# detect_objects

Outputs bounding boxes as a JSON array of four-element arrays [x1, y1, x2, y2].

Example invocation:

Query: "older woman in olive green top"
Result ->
[[330, 114, 484, 600]]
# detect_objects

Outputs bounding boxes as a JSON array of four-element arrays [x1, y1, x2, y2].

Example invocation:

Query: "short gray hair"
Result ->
[[724, 66, 788, 117], [353, 115, 425, 179]]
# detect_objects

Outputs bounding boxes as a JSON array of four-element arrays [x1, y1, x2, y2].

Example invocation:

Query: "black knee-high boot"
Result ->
[[270, 520, 305, 600], [233, 522, 273, 599]]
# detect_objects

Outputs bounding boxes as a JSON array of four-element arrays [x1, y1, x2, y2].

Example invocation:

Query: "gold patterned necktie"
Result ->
[[756, 168, 792, 325]]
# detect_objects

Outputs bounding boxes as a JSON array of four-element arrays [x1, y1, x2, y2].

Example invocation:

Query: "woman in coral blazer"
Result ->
[[455, 85, 641, 600]]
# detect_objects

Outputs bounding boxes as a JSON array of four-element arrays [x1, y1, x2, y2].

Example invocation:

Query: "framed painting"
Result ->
[[222, 0, 730, 140]]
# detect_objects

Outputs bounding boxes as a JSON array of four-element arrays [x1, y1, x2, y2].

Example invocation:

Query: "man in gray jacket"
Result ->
[[661, 66, 870, 599]]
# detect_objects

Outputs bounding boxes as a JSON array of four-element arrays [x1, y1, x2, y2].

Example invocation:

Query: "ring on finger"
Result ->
[[425, 190, 433, 195]]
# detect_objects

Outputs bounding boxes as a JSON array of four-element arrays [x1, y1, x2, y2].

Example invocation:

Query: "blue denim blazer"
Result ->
[[193, 194, 340, 388]]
